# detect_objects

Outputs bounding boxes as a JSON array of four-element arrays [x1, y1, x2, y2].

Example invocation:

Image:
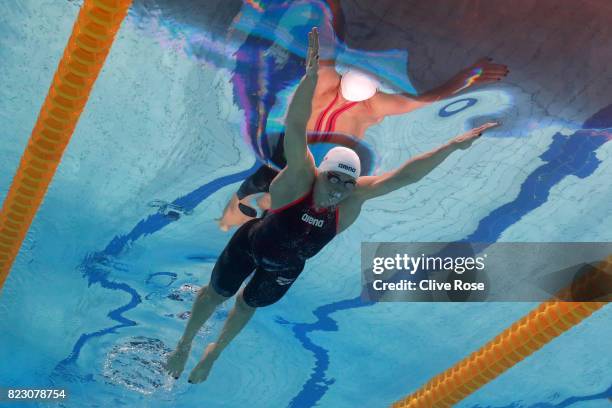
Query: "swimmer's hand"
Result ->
[[452, 121, 500, 149], [305, 27, 319, 80], [452, 58, 509, 93]]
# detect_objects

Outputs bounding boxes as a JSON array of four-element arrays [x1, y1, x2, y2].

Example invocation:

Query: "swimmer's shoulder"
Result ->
[[269, 163, 315, 209]]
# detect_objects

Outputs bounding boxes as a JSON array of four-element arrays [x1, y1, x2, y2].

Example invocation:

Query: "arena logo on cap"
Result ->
[[338, 163, 356, 174]]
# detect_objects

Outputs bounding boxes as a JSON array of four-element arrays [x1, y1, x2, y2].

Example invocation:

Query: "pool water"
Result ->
[[0, 1, 611, 407]]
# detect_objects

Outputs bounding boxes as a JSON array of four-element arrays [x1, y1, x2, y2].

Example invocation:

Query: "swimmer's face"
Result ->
[[315, 171, 357, 207]]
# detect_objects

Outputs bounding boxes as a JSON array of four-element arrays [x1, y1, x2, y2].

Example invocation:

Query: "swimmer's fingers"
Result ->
[[311, 28, 320, 65], [463, 122, 498, 139], [307, 28, 319, 56], [468, 58, 509, 83], [453, 121, 499, 147], [478, 70, 509, 82], [311, 27, 319, 53], [481, 64, 509, 80], [476, 121, 501, 132], [485, 64, 509, 75], [307, 31, 313, 61], [306, 28, 320, 72]]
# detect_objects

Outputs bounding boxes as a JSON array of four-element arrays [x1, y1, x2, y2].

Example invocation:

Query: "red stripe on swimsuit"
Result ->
[[314, 92, 339, 132], [325, 101, 357, 134], [313, 91, 359, 138]]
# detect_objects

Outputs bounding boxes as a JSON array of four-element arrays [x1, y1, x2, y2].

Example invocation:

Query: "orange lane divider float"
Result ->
[[391, 257, 612, 407], [0, 0, 133, 291]]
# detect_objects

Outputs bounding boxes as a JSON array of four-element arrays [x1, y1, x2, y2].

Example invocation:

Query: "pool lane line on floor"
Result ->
[[54, 162, 258, 377]]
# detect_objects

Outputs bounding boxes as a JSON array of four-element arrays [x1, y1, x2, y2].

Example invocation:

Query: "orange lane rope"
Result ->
[[0, 0, 133, 290], [391, 258, 611, 407]]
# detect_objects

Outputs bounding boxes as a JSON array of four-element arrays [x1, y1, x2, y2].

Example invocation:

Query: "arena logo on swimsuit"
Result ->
[[301, 213, 324, 227]]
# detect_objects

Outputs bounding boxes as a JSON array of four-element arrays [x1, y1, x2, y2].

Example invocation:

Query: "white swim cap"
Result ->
[[340, 69, 379, 102], [318, 146, 361, 178]]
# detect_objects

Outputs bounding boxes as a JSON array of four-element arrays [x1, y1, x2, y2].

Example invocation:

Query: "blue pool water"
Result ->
[[0, 1, 611, 407]]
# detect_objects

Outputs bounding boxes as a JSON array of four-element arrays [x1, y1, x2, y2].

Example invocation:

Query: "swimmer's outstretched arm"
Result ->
[[283, 28, 320, 171], [356, 122, 499, 200], [369, 59, 509, 117]]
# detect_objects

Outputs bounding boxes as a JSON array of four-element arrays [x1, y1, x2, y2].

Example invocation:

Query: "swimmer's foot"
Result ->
[[188, 342, 219, 384], [218, 194, 254, 231], [164, 341, 192, 379]]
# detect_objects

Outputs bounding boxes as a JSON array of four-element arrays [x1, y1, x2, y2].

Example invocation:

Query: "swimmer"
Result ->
[[219, 29, 508, 230], [165, 28, 500, 383]]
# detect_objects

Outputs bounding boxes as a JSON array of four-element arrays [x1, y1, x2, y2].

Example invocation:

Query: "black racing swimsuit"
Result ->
[[210, 188, 338, 307], [250, 189, 339, 268]]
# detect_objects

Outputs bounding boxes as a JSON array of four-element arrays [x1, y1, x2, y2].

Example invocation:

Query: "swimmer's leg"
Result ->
[[188, 288, 256, 384], [164, 284, 228, 379], [218, 165, 279, 230], [166, 220, 257, 379], [187, 259, 302, 383], [256, 192, 271, 211], [218, 193, 255, 231]]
